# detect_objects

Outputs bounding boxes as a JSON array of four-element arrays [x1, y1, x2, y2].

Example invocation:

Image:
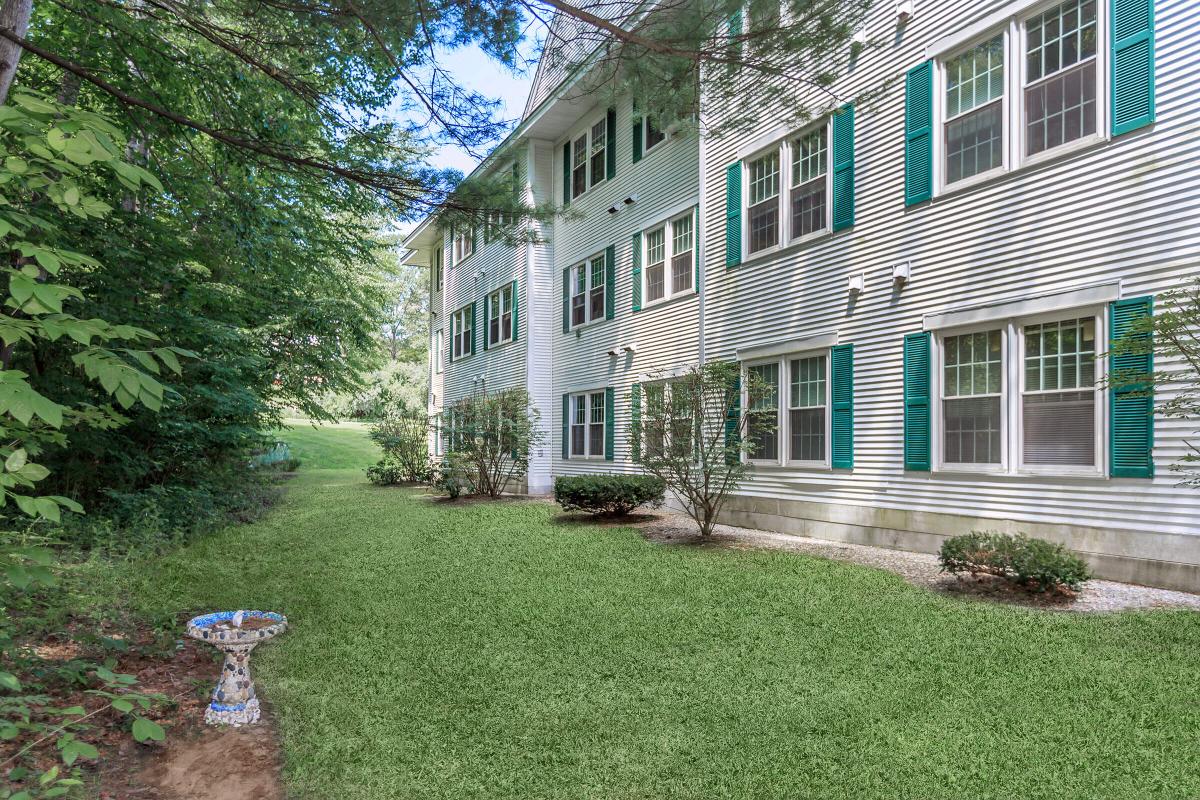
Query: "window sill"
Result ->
[[928, 133, 1110, 206], [931, 466, 1107, 481], [568, 316, 609, 335], [736, 228, 838, 270], [565, 455, 608, 461], [485, 337, 517, 352], [637, 290, 697, 314]]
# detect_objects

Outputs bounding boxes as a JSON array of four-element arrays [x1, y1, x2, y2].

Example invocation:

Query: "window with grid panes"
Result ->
[[944, 35, 1005, 184], [571, 135, 588, 198], [589, 255, 605, 320], [790, 127, 827, 239], [644, 226, 666, 303], [1025, 0, 1097, 156], [670, 213, 693, 293], [451, 306, 471, 360], [589, 119, 607, 184], [1022, 317, 1096, 466], [487, 284, 513, 347], [942, 330, 1003, 465], [747, 362, 779, 461], [570, 263, 587, 327], [644, 383, 666, 458], [747, 152, 780, 253], [589, 391, 605, 455], [788, 355, 826, 462]]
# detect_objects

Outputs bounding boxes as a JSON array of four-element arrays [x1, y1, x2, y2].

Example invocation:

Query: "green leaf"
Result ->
[[47, 127, 67, 151], [33, 497, 61, 522], [0, 670, 21, 690], [5, 156, 28, 174], [5, 448, 26, 471], [154, 348, 182, 374], [131, 717, 165, 742], [111, 697, 134, 713], [62, 186, 80, 206]]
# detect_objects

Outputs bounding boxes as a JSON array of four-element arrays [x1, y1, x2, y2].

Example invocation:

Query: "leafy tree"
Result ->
[[445, 388, 545, 499], [368, 411, 432, 484], [634, 361, 767, 536]]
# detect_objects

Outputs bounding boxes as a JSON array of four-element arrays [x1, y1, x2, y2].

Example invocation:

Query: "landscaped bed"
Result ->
[[77, 425, 1200, 799]]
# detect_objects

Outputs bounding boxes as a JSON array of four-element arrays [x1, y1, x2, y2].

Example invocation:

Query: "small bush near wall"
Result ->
[[554, 475, 666, 517], [939, 532, 1092, 593]]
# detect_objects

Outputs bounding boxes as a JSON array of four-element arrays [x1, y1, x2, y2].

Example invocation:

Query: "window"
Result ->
[[747, 362, 779, 461], [569, 252, 606, 329], [1024, 0, 1097, 156], [942, 330, 1003, 465], [944, 35, 1005, 184], [747, 152, 779, 254], [453, 228, 474, 264], [433, 246, 443, 292], [790, 127, 827, 240], [641, 381, 694, 460], [644, 383, 666, 459], [740, 117, 833, 257], [933, 0, 1103, 191], [640, 210, 694, 306], [569, 115, 609, 199], [643, 115, 666, 152], [432, 413, 443, 456], [451, 306, 472, 360], [933, 311, 1101, 473], [569, 391, 606, 458], [1022, 316, 1096, 466], [487, 284, 514, 347], [434, 329, 443, 374], [744, 352, 836, 466], [788, 355, 826, 462]]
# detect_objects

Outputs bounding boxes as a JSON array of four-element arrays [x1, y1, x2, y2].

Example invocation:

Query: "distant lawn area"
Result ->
[[278, 418, 379, 470], [120, 425, 1200, 799]]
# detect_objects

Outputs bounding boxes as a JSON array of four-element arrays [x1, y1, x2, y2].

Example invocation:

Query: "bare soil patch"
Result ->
[[638, 512, 1200, 614]]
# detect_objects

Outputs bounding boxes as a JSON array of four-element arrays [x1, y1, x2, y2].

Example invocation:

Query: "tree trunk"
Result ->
[[0, 0, 32, 107]]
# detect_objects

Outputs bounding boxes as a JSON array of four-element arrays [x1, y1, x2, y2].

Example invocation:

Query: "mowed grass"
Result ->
[[123, 426, 1200, 799], [277, 418, 379, 470]]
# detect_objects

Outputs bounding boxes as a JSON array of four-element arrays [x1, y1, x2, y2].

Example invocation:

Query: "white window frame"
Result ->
[[639, 207, 696, 308], [433, 328, 443, 374], [451, 306, 472, 361], [453, 228, 474, 265], [639, 379, 696, 461], [642, 114, 667, 155], [931, 304, 1107, 477], [486, 284, 515, 348], [568, 390, 607, 459], [568, 251, 607, 330], [433, 246, 443, 292], [742, 351, 832, 468], [568, 112, 609, 200], [931, 0, 1109, 197], [739, 117, 834, 262], [432, 413, 443, 457]]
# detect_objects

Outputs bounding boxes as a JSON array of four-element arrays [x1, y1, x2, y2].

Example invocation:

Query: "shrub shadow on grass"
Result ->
[[932, 573, 1079, 609], [551, 511, 661, 529]]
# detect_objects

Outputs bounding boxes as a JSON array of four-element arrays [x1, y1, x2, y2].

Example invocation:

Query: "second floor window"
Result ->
[[451, 306, 472, 360], [569, 253, 606, 328], [944, 35, 1005, 184], [644, 115, 666, 152], [641, 210, 694, 306], [569, 114, 610, 199], [453, 228, 474, 264], [433, 246, 443, 292], [747, 152, 779, 255], [487, 284, 514, 347]]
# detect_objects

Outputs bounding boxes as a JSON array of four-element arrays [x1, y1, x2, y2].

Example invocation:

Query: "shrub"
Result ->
[[369, 412, 432, 483], [432, 453, 474, 500], [554, 475, 666, 516], [366, 457, 405, 486], [939, 531, 1091, 593], [445, 388, 545, 498]]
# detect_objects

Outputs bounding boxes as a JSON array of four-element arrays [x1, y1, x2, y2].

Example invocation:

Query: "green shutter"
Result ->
[[903, 332, 931, 471], [693, 205, 700, 293], [471, 226, 478, 253], [1111, 0, 1156, 136], [606, 107, 617, 179], [905, 61, 934, 206], [631, 232, 642, 311], [630, 383, 642, 463], [604, 387, 615, 461], [831, 104, 855, 231], [470, 301, 477, 355], [1110, 296, 1155, 477], [448, 313, 455, 364], [511, 279, 519, 342], [482, 293, 490, 351], [725, 162, 741, 268], [724, 374, 741, 465], [728, 9, 742, 55], [562, 266, 570, 333], [632, 101, 643, 163], [830, 344, 854, 469], [605, 244, 616, 320], [562, 141, 571, 207], [562, 394, 570, 459]]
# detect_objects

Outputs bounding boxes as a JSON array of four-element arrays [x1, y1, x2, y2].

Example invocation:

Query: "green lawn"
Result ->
[[117, 426, 1200, 799], [277, 418, 379, 470]]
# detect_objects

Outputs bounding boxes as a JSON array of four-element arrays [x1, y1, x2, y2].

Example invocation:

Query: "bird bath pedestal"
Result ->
[[186, 610, 287, 726]]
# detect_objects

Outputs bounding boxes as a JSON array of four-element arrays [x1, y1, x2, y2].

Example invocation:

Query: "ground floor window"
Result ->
[[936, 312, 1099, 472], [745, 353, 831, 465], [570, 391, 606, 458]]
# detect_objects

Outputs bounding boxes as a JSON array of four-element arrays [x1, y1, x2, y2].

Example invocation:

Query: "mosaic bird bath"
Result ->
[[186, 610, 287, 726]]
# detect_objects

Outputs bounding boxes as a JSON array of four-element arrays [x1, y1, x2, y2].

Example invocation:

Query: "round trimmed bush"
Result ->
[[554, 475, 666, 516]]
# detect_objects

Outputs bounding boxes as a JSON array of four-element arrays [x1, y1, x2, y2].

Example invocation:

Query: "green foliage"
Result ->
[[553, 475, 666, 516], [445, 389, 546, 499], [432, 453, 474, 500], [939, 531, 1092, 593], [368, 411, 431, 483]]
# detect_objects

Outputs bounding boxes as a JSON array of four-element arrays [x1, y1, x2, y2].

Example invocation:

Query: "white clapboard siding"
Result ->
[[700, 0, 1200, 536]]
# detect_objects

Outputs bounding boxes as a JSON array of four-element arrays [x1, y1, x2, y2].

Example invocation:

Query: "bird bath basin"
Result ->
[[185, 610, 287, 726]]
